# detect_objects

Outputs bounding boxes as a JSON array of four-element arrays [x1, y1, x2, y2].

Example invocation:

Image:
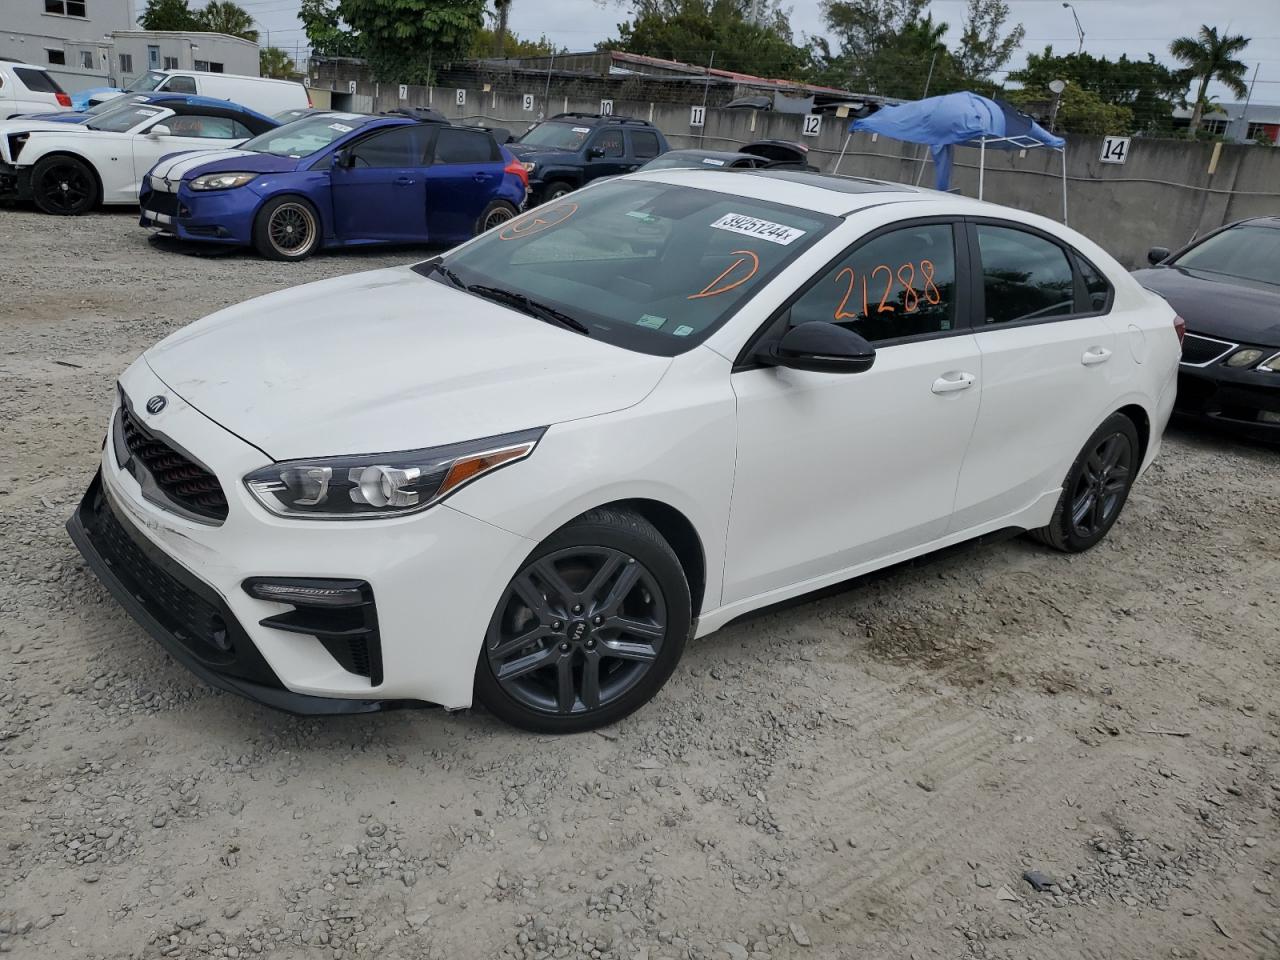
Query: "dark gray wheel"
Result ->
[[542, 181, 573, 203], [253, 196, 320, 261], [31, 155, 97, 215], [1033, 413, 1140, 552], [476, 199, 517, 235], [475, 508, 690, 733]]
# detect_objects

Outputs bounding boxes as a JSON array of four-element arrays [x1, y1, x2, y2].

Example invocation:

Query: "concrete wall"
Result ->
[[0, 0, 132, 91], [309, 73, 1280, 269]]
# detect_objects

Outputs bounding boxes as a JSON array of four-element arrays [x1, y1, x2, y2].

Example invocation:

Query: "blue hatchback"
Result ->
[[139, 112, 529, 260]]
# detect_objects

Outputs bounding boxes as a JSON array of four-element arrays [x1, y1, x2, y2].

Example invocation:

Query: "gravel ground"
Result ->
[[1, 209, 1278, 960]]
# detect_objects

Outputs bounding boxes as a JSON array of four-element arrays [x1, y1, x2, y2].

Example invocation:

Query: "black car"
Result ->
[[639, 139, 815, 172], [1133, 217, 1280, 441], [507, 112, 669, 204]]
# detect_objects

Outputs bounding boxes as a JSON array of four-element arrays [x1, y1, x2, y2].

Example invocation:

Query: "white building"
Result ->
[[110, 30, 259, 86]]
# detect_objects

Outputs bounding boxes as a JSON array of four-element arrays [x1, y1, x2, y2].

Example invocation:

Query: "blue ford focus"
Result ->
[[139, 111, 528, 260]]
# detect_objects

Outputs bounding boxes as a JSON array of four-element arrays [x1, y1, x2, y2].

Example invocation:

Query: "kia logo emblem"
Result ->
[[146, 395, 167, 415], [570, 622, 587, 642]]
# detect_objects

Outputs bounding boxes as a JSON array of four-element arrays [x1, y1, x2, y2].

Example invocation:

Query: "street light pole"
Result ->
[[1062, 2, 1085, 55]]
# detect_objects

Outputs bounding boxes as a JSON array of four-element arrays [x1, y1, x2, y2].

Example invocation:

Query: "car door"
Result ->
[[421, 126, 504, 243], [722, 219, 983, 605], [948, 220, 1121, 531], [129, 110, 252, 197], [330, 125, 431, 242], [627, 128, 662, 171], [584, 127, 629, 179]]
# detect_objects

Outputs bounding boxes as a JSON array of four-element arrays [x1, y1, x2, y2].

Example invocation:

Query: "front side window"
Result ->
[[631, 130, 660, 159], [432, 127, 495, 164], [427, 180, 835, 356], [976, 225, 1075, 324], [517, 121, 592, 151], [167, 113, 249, 139], [1173, 224, 1280, 287], [787, 223, 957, 342], [591, 129, 624, 158], [348, 125, 429, 167]]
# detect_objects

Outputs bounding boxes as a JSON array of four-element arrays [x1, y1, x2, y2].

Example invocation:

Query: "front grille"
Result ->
[[142, 190, 180, 218], [89, 488, 232, 662], [1181, 333, 1236, 366], [118, 399, 228, 523]]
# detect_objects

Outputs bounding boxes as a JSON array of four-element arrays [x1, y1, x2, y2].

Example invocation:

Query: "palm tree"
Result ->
[[493, 0, 513, 57], [259, 46, 295, 79], [196, 1, 260, 43], [1170, 25, 1250, 136]]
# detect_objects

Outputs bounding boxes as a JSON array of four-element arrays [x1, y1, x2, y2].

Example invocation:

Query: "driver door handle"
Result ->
[[931, 371, 976, 394], [1081, 346, 1112, 366], [394, 176, 415, 185]]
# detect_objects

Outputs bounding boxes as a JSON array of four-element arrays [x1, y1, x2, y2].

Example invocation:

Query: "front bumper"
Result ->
[[68, 358, 536, 711], [139, 179, 257, 246], [0, 160, 32, 203], [1175, 363, 1280, 441]]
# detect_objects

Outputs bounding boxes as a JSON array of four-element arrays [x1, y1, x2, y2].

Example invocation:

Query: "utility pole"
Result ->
[[1240, 62, 1259, 141], [699, 51, 715, 146]]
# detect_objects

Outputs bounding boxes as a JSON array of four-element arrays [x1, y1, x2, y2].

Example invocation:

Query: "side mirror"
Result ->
[[755, 321, 876, 374], [587, 146, 606, 159], [331, 149, 354, 169], [147, 123, 171, 138], [1147, 246, 1171, 265]]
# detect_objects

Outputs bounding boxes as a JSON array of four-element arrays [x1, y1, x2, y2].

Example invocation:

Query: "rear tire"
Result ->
[[474, 508, 691, 734], [475, 199, 517, 235], [30, 155, 98, 215], [1032, 412, 1140, 553], [252, 195, 320, 261]]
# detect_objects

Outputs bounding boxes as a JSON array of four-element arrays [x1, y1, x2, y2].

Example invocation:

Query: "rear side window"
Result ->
[[14, 68, 64, 94], [788, 222, 958, 342], [1077, 256, 1112, 313], [976, 225, 1075, 325], [631, 130, 660, 159], [433, 127, 496, 163], [165, 75, 198, 94], [349, 126, 429, 167]]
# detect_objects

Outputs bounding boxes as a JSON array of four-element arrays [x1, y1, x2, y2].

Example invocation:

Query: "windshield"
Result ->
[[425, 180, 835, 356], [242, 114, 368, 157], [1174, 224, 1280, 286], [517, 121, 592, 151], [642, 152, 734, 170], [86, 103, 168, 132], [125, 71, 167, 93], [86, 96, 139, 116]]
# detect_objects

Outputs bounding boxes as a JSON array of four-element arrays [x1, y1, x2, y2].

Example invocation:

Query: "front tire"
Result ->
[[541, 181, 573, 203], [253, 195, 320, 261], [1032, 412, 1140, 553], [474, 508, 691, 734], [30, 155, 98, 215], [475, 199, 517, 235]]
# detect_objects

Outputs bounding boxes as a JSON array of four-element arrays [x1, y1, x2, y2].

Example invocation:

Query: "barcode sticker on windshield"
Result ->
[[573, 127, 590, 133], [701, 157, 726, 166], [328, 123, 353, 133], [710, 213, 806, 245], [136, 109, 161, 116]]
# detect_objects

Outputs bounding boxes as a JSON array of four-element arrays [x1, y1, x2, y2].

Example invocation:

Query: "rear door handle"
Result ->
[[1081, 346, 1112, 366], [931, 371, 976, 394], [394, 176, 415, 186], [473, 173, 494, 182]]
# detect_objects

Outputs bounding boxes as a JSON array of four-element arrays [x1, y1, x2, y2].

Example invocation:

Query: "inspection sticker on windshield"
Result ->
[[673, 325, 694, 337], [573, 127, 591, 133], [636, 314, 666, 330], [701, 158, 726, 166], [328, 122, 354, 133], [710, 213, 805, 245], [136, 109, 160, 116]]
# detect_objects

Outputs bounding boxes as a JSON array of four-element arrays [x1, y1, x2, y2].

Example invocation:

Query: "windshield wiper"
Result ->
[[466, 284, 591, 336], [424, 258, 466, 290]]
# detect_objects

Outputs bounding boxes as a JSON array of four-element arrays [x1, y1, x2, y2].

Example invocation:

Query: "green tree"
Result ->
[[337, 0, 486, 81], [138, 0, 198, 30], [259, 46, 296, 78], [1169, 25, 1250, 136], [470, 26, 554, 59], [1008, 48, 1187, 134], [1006, 83, 1133, 136], [602, 1, 810, 78], [812, 2, 966, 98], [196, 1, 259, 42], [956, 0, 1024, 83], [299, 0, 363, 59]]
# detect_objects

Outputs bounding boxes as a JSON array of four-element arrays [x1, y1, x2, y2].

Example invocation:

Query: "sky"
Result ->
[[199, 0, 1280, 104]]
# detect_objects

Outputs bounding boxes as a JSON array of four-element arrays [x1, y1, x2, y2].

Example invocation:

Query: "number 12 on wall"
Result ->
[[802, 114, 822, 137]]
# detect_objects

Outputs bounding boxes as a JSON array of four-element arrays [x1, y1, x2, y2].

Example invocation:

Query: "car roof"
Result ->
[[1239, 216, 1280, 230], [663, 149, 745, 161]]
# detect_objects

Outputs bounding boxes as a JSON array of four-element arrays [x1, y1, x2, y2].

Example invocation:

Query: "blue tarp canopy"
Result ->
[[850, 92, 1065, 195]]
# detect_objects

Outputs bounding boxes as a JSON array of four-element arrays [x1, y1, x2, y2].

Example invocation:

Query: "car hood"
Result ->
[[0, 119, 96, 137], [506, 143, 577, 163], [148, 148, 300, 183], [1132, 266, 1280, 347], [143, 266, 671, 461]]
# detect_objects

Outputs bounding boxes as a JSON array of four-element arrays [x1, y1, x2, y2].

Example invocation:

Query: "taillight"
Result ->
[[1173, 314, 1186, 345], [56, 92, 72, 108], [306, 91, 313, 107], [504, 155, 529, 188]]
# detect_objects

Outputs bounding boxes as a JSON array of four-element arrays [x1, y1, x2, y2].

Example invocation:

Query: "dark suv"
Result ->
[[507, 112, 669, 204]]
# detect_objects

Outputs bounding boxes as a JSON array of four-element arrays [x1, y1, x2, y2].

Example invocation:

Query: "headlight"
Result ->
[[1224, 348, 1266, 368], [522, 161, 537, 173], [1258, 352, 1280, 373], [243, 428, 545, 519], [189, 172, 258, 191]]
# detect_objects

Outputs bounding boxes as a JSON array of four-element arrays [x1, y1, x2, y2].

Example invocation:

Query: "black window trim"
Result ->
[[732, 214, 974, 371], [965, 216, 1114, 332]]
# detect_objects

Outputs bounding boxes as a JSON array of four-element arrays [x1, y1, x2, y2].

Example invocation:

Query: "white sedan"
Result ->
[[0, 95, 276, 215], [68, 170, 1181, 732]]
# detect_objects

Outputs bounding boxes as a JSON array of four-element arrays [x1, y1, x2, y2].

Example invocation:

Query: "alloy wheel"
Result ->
[[268, 202, 316, 256], [39, 163, 92, 213], [482, 206, 515, 231], [1069, 431, 1133, 538], [485, 547, 667, 716]]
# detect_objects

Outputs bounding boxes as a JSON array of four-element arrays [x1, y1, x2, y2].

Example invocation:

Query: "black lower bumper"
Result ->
[[0, 161, 31, 203], [66, 472, 396, 715], [1175, 366, 1280, 442]]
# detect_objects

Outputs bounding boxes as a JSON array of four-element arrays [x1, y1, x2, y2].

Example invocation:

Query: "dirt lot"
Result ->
[[0, 209, 1277, 960]]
